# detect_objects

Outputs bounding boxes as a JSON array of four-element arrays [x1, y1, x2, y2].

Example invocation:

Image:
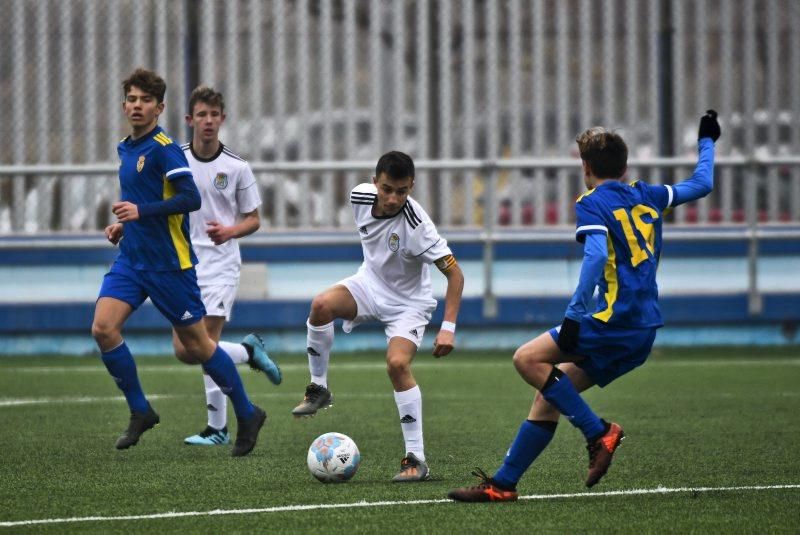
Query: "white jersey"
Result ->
[[182, 143, 262, 285], [349, 183, 452, 311]]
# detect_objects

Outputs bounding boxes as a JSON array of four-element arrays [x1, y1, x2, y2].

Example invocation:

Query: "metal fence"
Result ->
[[1, 0, 799, 233]]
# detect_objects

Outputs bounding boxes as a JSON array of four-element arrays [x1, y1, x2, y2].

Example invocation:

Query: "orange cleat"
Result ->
[[447, 468, 519, 503], [585, 421, 625, 487]]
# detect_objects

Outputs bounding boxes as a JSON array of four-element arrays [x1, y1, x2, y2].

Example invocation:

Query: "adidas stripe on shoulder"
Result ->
[[351, 192, 376, 205], [351, 183, 377, 205], [221, 145, 246, 162], [403, 203, 421, 229]]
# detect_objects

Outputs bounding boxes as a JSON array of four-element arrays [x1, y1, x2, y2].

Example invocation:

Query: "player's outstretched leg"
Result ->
[[99, 341, 159, 449], [538, 367, 624, 487], [447, 468, 519, 502], [292, 318, 335, 417], [116, 405, 160, 450], [199, 344, 266, 457], [585, 421, 625, 487], [292, 383, 334, 417], [184, 372, 230, 446], [242, 333, 282, 385]]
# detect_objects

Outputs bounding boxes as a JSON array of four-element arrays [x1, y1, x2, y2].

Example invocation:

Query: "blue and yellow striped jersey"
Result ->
[[116, 126, 197, 271], [575, 180, 671, 328]]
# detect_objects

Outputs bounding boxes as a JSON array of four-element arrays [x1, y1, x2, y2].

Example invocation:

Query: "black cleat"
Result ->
[[232, 405, 266, 457], [115, 406, 160, 450], [291, 383, 334, 417]]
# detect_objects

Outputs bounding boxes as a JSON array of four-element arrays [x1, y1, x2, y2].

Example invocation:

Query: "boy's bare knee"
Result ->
[[177, 339, 206, 364], [91, 321, 119, 347], [386, 355, 410, 377], [512, 346, 533, 371], [173, 342, 194, 364], [309, 295, 333, 324]]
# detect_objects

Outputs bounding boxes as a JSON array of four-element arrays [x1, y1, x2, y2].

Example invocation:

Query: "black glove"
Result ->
[[556, 317, 580, 353], [698, 109, 721, 142]]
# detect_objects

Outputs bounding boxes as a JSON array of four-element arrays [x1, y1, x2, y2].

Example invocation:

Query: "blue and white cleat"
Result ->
[[184, 426, 230, 446], [243, 333, 282, 385]]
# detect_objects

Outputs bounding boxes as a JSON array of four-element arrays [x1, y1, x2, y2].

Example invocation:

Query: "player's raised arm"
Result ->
[[432, 254, 464, 357], [668, 110, 720, 207]]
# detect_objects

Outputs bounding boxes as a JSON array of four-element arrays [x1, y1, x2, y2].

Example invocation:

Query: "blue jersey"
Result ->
[[574, 180, 672, 328], [117, 126, 197, 271]]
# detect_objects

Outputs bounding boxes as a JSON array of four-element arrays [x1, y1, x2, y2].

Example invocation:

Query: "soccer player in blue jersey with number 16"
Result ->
[[91, 69, 266, 457], [448, 110, 721, 502]]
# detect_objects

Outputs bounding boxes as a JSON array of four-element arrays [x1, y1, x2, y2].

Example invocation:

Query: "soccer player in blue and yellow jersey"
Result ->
[[91, 69, 266, 457], [448, 111, 721, 502]]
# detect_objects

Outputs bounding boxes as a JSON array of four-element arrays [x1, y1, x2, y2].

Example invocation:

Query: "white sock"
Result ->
[[204, 373, 227, 430], [218, 341, 249, 365], [394, 385, 424, 461], [307, 319, 334, 388]]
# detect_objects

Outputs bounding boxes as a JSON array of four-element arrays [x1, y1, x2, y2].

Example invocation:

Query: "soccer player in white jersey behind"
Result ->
[[175, 86, 282, 446], [292, 151, 465, 482]]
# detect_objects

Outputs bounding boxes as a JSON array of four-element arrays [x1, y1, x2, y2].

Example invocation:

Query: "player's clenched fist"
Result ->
[[112, 201, 140, 222], [433, 329, 455, 358], [698, 109, 721, 142], [105, 223, 124, 245]]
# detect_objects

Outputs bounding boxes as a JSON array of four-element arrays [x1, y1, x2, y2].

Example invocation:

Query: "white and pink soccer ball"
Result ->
[[307, 432, 361, 483]]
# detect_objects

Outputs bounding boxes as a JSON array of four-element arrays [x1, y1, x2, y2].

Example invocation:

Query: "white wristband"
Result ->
[[440, 321, 456, 333]]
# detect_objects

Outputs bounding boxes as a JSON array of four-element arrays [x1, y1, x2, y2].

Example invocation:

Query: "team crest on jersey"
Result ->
[[388, 233, 400, 252], [213, 173, 228, 190], [136, 155, 145, 172]]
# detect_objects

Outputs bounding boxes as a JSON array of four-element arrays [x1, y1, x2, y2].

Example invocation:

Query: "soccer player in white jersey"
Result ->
[[292, 151, 465, 482], [174, 86, 281, 446]]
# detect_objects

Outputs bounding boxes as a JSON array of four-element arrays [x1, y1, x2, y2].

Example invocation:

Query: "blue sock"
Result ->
[[201, 345, 255, 420], [541, 374, 605, 441], [101, 342, 149, 414], [493, 420, 556, 489]]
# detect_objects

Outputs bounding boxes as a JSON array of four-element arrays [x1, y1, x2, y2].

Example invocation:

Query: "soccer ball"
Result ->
[[307, 432, 361, 483]]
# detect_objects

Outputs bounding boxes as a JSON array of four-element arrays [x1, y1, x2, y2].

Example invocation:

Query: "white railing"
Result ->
[[2, 157, 800, 317]]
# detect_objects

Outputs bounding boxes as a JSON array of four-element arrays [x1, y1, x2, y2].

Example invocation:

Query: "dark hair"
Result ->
[[575, 128, 628, 179], [122, 68, 167, 103], [375, 151, 415, 180], [188, 86, 225, 115]]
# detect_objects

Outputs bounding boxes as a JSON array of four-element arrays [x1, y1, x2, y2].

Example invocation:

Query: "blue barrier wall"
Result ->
[[1, 232, 799, 354]]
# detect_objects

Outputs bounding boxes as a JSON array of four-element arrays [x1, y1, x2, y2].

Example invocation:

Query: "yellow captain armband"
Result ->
[[434, 254, 457, 273]]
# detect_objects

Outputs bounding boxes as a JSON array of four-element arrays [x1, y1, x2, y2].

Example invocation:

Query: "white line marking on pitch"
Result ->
[[0, 393, 182, 408], [1, 484, 797, 528], [0, 391, 481, 408], [3, 357, 799, 375]]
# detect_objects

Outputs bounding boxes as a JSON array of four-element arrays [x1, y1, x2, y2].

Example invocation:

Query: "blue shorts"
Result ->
[[98, 260, 206, 326], [549, 318, 657, 387]]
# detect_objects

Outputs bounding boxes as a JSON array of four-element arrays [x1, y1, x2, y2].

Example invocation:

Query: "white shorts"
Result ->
[[337, 273, 430, 348], [199, 283, 238, 321]]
